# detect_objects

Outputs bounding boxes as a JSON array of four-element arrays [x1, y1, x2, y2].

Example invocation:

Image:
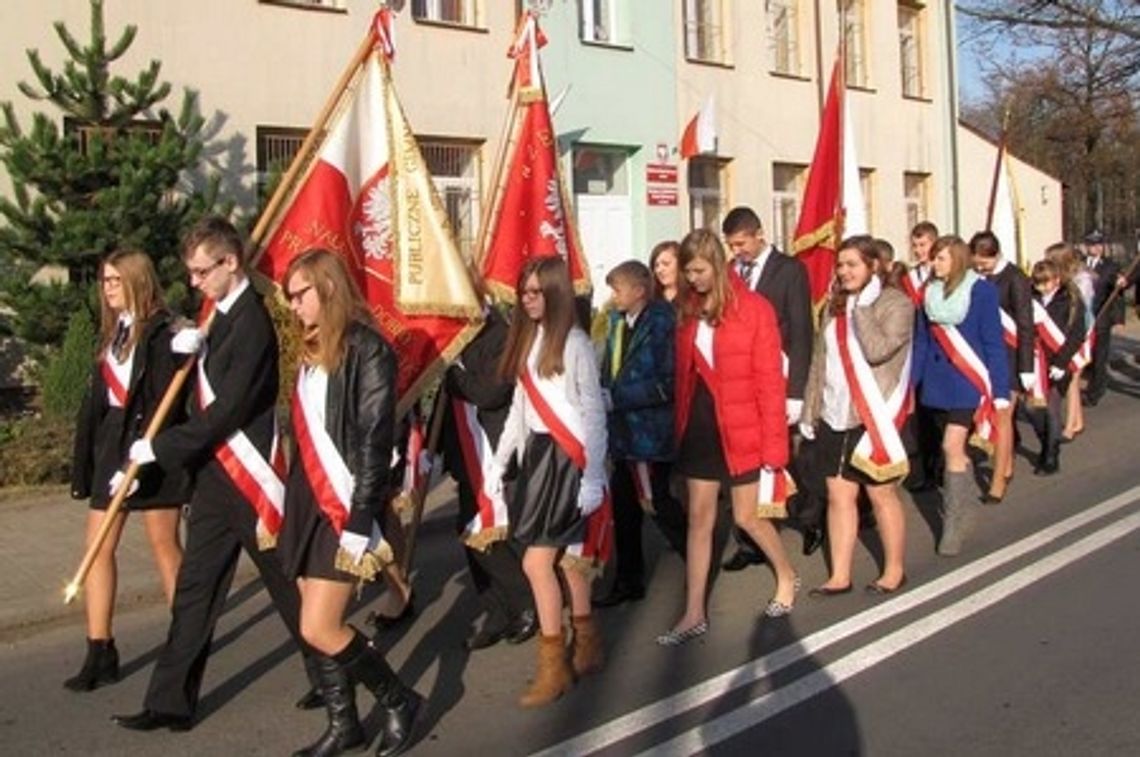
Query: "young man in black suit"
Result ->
[[1082, 229, 1127, 406], [113, 216, 311, 732], [720, 206, 819, 567]]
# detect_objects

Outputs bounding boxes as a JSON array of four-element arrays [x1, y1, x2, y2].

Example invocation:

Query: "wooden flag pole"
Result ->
[[400, 387, 449, 575]]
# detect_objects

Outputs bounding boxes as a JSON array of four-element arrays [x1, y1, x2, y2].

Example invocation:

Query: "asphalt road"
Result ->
[[5, 355, 1140, 756]]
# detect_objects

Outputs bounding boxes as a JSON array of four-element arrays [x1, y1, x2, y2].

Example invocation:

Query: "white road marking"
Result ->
[[644, 509, 1140, 755], [531, 484, 1140, 757]]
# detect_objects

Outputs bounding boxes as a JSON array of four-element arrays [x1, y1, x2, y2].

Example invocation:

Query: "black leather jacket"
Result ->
[[323, 320, 398, 534]]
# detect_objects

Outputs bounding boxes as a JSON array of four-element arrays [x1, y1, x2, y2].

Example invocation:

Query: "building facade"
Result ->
[[1, 0, 1061, 288]]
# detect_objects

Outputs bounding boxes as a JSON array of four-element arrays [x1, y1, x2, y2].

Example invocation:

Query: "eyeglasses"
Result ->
[[187, 258, 226, 280], [520, 287, 544, 299], [286, 284, 313, 304], [100, 275, 122, 287]]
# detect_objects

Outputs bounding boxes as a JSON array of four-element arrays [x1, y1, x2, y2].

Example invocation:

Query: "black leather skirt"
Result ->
[[512, 433, 586, 548]]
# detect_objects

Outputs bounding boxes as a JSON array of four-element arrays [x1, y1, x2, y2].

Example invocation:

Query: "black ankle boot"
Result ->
[[292, 656, 365, 757], [64, 637, 120, 692], [343, 633, 421, 757]]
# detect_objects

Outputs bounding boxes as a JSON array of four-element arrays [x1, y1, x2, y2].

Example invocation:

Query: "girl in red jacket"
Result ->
[[658, 230, 797, 645]]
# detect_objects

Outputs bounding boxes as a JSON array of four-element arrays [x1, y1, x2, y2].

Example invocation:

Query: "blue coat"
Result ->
[[912, 278, 1010, 410], [601, 298, 675, 461]]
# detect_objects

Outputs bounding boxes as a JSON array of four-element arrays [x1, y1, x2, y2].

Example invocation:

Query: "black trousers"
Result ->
[[1086, 324, 1113, 402], [143, 481, 305, 718], [456, 481, 532, 627], [609, 460, 687, 587]]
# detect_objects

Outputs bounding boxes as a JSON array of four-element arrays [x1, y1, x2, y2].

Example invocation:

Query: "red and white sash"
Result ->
[[999, 309, 1018, 350], [929, 323, 999, 453], [197, 353, 286, 549], [692, 341, 794, 517], [453, 398, 510, 550], [902, 269, 927, 307], [835, 311, 911, 481], [101, 354, 131, 409], [291, 367, 390, 570], [519, 359, 613, 573], [392, 411, 431, 514]]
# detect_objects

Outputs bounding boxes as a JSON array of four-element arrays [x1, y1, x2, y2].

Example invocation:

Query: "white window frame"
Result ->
[[688, 157, 730, 232], [772, 162, 807, 253], [898, 3, 925, 98], [412, 0, 479, 28], [904, 172, 930, 233], [419, 138, 482, 260], [843, 0, 870, 88], [767, 0, 801, 76], [580, 0, 622, 45], [859, 167, 874, 234], [684, 0, 727, 64]]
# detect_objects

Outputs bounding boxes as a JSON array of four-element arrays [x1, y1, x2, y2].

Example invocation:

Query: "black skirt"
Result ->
[[89, 407, 186, 511], [816, 423, 901, 487], [674, 379, 758, 486], [277, 465, 357, 583], [513, 433, 586, 548]]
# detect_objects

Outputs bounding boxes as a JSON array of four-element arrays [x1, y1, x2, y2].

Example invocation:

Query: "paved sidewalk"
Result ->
[[0, 479, 457, 641]]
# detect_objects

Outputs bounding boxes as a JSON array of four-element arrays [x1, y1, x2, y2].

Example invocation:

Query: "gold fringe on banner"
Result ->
[[462, 526, 508, 553], [969, 433, 995, 458], [755, 503, 789, 520], [559, 552, 605, 580], [851, 454, 910, 483], [257, 530, 278, 552], [334, 541, 395, 583]]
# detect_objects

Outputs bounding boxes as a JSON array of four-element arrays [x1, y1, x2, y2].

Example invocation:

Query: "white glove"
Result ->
[[170, 327, 204, 355], [577, 481, 604, 516], [799, 421, 816, 441], [1019, 372, 1037, 393], [993, 398, 1011, 410], [1049, 366, 1066, 382], [129, 439, 156, 465], [785, 398, 804, 426], [109, 471, 139, 498], [600, 388, 614, 413], [340, 531, 371, 562]]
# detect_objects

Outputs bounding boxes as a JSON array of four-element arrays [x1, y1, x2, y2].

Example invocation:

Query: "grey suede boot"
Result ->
[[937, 466, 977, 557]]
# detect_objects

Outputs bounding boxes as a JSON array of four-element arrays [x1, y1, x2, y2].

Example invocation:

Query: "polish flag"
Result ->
[[480, 11, 591, 302], [253, 11, 483, 415], [679, 95, 716, 159]]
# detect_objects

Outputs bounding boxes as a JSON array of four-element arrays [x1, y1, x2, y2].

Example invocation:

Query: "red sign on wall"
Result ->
[[646, 163, 678, 184], [647, 187, 679, 206]]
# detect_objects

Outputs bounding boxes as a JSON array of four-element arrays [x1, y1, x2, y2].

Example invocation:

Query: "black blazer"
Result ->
[[1088, 255, 1124, 329], [152, 283, 279, 505], [71, 310, 188, 500], [990, 263, 1035, 382], [1038, 286, 1085, 374], [748, 248, 813, 400]]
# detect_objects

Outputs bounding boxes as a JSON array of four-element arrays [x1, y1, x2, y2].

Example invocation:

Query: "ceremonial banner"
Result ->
[[479, 12, 591, 302], [254, 11, 483, 415]]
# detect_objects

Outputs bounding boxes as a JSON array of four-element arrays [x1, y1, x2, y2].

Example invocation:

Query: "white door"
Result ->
[[576, 194, 632, 307]]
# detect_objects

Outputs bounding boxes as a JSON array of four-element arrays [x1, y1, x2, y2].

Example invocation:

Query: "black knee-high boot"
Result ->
[[337, 631, 421, 757], [296, 654, 327, 710], [64, 637, 120, 692], [292, 655, 366, 757]]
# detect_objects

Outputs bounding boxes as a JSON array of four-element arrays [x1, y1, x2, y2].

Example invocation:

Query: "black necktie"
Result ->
[[111, 321, 130, 361], [738, 259, 756, 282]]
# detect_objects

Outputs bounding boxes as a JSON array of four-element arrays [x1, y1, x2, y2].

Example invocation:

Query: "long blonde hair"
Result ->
[[678, 228, 734, 325], [932, 235, 972, 297], [98, 250, 164, 358], [284, 249, 373, 372], [499, 256, 577, 379]]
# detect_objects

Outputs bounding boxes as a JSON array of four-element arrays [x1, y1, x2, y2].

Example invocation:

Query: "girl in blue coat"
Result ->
[[912, 236, 1009, 556]]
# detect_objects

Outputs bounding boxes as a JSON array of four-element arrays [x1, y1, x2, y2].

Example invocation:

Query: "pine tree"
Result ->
[[0, 0, 222, 347]]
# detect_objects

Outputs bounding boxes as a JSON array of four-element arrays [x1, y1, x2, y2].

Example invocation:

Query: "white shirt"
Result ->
[[820, 318, 855, 431], [736, 245, 774, 290], [216, 275, 250, 314], [695, 319, 715, 368]]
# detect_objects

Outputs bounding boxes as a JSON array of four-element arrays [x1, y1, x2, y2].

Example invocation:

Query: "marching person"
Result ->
[[278, 249, 420, 757], [802, 237, 914, 596], [1081, 229, 1127, 407], [720, 207, 818, 566], [1027, 259, 1086, 476], [658, 229, 796, 647], [593, 260, 686, 609], [970, 231, 1034, 503], [490, 256, 609, 707], [439, 304, 537, 651], [912, 235, 1009, 557], [1045, 243, 1093, 440], [113, 216, 313, 732], [903, 221, 942, 494], [66, 250, 188, 692]]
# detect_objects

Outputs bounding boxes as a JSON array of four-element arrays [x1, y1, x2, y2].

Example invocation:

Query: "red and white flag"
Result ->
[[479, 11, 591, 302], [679, 95, 716, 159], [254, 10, 483, 415]]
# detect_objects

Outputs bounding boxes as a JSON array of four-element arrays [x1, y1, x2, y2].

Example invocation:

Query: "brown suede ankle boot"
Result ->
[[518, 632, 574, 708], [570, 615, 604, 677]]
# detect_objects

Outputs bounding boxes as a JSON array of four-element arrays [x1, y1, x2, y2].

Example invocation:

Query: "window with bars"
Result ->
[[684, 0, 726, 64], [688, 157, 729, 232], [420, 138, 482, 259], [904, 172, 930, 233], [64, 117, 164, 155], [413, 0, 479, 27], [843, 0, 869, 88], [767, 0, 800, 76], [256, 126, 308, 198], [772, 162, 806, 253], [898, 4, 925, 98]]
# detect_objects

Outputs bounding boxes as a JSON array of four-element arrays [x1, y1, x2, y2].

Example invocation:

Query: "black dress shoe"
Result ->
[[591, 583, 646, 608], [504, 610, 538, 644], [801, 527, 824, 556], [112, 709, 193, 732], [464, 625, 509, 651], [722, 549, 765, 572]]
